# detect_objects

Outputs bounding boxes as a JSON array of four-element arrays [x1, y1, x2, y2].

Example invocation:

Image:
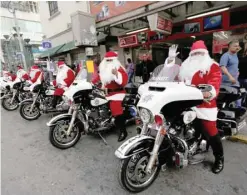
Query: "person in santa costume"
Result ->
[[14, 65, 29, 82], [150, 44, 181, 82], [179, 40, 224, 174], [28, 65, 43, 84], [51, 60, 75, 108], [2, 70, 16, 82], [92, 51, 128, 142]]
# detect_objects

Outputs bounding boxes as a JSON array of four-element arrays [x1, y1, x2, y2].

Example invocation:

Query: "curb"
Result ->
[[228, 135, 247, 144]]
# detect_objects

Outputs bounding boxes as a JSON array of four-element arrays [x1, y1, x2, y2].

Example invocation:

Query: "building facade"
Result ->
[[1, 1, 44, 69], [38, 1, 100, 65]]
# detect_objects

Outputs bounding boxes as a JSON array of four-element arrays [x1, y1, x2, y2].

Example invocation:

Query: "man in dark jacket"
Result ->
[[239, 49, 247, 107], [136, 54, 155, 83]]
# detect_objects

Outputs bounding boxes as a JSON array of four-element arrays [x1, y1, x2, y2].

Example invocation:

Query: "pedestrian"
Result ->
[[179, 40, 224, 174], [135, 54, 155, 83], [239, 48, 247, 107], [92, 51, 128, 142], [220, 40, 240, 86], [220, 40, 241, 107], [126, 58, 134, 83]]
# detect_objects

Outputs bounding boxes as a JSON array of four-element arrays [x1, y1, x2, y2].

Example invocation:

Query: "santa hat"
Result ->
[[31, 65, 39, 70], [104, 51, 118, 60], [57, 61, 65, 67], [190, 40, 208, 55], [17, 65, 23, 69]]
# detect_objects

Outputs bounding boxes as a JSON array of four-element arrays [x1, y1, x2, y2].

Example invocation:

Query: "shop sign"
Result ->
[[118, 34, 138, 48], [148, 13, 173, 34]]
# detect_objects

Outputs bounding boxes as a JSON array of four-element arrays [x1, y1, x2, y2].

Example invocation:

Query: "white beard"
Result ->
[[179, 54, 214, 82], [99, 58, 122, 85]]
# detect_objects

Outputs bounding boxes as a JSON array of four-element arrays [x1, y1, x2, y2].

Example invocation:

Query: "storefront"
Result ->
[[117, 6, 247, 65]]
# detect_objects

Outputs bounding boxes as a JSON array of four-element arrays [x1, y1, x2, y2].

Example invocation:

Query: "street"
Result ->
[[1, 109, 247, 195]]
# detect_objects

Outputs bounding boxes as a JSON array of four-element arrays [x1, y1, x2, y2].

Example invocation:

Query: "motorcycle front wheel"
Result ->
[[1, 96, 19, 111], [118, 151, 161, 193], [49, 118, 82, 149], [19, 102, 41, 120]]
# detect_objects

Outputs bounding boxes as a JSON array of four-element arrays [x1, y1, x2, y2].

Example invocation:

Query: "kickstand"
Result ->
[[98, 131, 108, 145]]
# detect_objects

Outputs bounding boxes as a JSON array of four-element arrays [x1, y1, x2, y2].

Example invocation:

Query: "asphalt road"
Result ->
[[1, 109, 247, 195]]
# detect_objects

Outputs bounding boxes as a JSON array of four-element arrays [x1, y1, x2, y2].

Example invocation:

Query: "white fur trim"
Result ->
[[190, 49, 208, 55], [192, 107, 218, 121], [56, 66, 69, 87], [209, 85, 217, 101], [106, 93, 125, 101], [114, 71, 122, 85], [105, 57, 117, 60]]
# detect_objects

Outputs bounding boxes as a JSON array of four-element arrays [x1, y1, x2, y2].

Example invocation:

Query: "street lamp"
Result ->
[[8, 1, 28, 71]]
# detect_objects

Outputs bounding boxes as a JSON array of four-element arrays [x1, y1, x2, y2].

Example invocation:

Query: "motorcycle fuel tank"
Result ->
[[137, 82, 203, 116], [64, 80, 92, 100]]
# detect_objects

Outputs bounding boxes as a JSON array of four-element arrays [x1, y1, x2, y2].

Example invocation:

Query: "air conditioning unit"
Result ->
[[67, 23, 72, 29]]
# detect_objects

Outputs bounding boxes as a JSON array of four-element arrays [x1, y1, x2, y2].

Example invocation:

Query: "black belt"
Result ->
[[108, 88, 124, 93]]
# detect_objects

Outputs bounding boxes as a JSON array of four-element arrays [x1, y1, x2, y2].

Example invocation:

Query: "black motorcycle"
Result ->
[[19, 81, 69, 121], [47, 84, 139, 149], [217, 85, 247, 136]]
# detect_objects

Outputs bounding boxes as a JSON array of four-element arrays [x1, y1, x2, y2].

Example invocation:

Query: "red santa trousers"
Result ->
[[109, 100, 123, 116], [201, 120, 218, 137]]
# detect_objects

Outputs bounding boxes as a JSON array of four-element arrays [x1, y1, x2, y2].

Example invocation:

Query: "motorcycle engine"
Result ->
[[88, 105, 111, 129], [184, 126, 196, 141], [56, 101, 70, 111]]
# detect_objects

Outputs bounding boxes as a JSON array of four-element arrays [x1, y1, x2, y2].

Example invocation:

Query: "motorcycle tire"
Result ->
[[49, 118, 82, 149], [118, 151, 161, 193], [1, 97, 19, 111], [19, 102, 41, 121]]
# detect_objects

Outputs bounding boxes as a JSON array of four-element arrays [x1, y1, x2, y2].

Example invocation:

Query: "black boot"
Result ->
[[52, 96, 59, 109], [209, 134, 224, 174], [115, 115, 128, 142]]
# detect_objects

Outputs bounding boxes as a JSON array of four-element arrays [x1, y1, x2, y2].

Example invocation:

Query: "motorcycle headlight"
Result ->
[[139, 108, 153, 123]]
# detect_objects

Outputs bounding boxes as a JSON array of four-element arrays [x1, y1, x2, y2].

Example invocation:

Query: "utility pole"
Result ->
[[8, 1, 28, 71]]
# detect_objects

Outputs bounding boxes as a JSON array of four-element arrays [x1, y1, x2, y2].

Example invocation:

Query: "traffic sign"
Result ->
[[42, 40, 52, 49]]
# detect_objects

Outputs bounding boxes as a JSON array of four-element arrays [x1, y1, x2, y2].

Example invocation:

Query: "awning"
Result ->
[[39, 44, 65, 58], [56, 41, 77, 54], [38, 41, 77, 58]]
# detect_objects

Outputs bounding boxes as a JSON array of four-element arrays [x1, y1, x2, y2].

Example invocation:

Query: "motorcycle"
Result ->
[[217, 85, 247, 136], [1, 78, 32, 111], [46, 68, 139, 149], [19, 80, 70, 121], [114, 68, 231, 192]]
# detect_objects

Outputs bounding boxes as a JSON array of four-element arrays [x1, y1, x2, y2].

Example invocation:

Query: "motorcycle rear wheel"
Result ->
[[19, 102, 41, 120], [118, 151, 161, 193], [49, 118, 82, 149], [1, 97, 19, 111]]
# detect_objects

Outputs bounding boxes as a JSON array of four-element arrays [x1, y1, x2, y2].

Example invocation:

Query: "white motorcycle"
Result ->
[[1, 77, 31, 111], [115, 66, 214, 192], [19, 77, 70, 121], [47, 68, 139, 149]]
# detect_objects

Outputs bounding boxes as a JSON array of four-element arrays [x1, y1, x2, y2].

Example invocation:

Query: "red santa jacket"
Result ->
[[92, 66, 128, 101], [29, 66, 43, 83], [190, 63, 222, 121], [53, 65, 75, 89]]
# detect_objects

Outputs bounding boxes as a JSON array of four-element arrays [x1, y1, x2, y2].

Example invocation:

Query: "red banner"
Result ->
[[118, 34, 138, 48], [157, 16, 173, 33], [90, 1, 153, 22]]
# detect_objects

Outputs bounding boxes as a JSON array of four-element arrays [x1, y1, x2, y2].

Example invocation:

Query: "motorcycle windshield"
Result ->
[[74, 68, 88, 81], [149, 64, 180, 82]]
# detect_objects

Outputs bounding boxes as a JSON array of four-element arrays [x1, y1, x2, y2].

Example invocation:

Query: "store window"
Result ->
[[28, 1, 38, 13], [48, 1, 58, 16]]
